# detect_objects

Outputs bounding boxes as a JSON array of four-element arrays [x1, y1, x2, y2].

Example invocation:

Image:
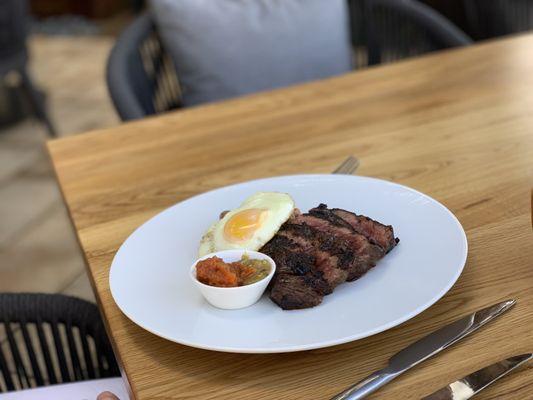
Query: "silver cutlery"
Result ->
[[332, 156, 360, 175], [331, 299, 516, 400], [422, 353, 532, 400]]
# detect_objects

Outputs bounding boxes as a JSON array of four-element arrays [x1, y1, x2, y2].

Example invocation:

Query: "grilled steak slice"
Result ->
[[261, 235, 330, 295], [270, 274, 323, 309], [261, 235, 313, 275], [278, 223, 350, 290], [316, 205, 398, 252], [260, 205, 399, 310], [294, 213, 384, 281], [262, 234, 330, 309]]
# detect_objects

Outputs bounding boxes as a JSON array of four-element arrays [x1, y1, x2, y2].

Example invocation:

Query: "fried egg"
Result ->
[[199, 192, 295, 256]]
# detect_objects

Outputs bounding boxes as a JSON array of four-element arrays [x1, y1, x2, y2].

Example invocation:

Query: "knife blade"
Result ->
[[330, 300, 515, 400], [422, 353, 532, 400]]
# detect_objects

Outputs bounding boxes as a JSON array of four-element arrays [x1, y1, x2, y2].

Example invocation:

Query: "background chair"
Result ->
[[463, 0, 533, 39], [0, 293, 120, 393], [107, 0, 471, 121], [358, 0, 473, 66], [106, 14, 181, 121], [0, 0, 56, 136]]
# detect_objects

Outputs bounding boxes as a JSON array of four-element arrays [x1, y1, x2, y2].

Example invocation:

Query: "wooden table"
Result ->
[[48, 33, 533, 399]]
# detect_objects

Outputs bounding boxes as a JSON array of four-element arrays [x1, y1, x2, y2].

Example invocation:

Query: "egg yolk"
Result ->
[[223, 208, 268, 242]]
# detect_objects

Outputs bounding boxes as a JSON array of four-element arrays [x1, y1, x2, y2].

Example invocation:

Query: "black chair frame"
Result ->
[[463, 0, 533, 39], [365, 0, 472, 65], [0, 0, 57, 136], [0, 293, 120, 393], [106, 13, 181, 121]]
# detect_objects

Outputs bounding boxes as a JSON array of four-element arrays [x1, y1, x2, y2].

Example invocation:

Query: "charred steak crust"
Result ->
[[307, 205, 354, 230], [262, 240, 330, 309], [294, 212, 384, 281], [269, 274, 323, 310], [312, 204, 398, 253], [261, 235, 330, 296], [282, 222, 355, 270], [280, 225, 349, 291], [261, 235, 314, 275], [261, 204, 398, 310]]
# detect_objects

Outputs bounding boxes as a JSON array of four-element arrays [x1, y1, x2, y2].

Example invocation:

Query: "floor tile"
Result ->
[[0, 33, 119, 302], [62, 272, 95, 302], [0, 121, 47, 147], [0, 145, 41, 183], [0, 204, 84, 293], [0, 175, 60, 246]]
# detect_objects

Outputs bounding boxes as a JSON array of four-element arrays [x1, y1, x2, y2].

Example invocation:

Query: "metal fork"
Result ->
[[332, 156, 360, 175]]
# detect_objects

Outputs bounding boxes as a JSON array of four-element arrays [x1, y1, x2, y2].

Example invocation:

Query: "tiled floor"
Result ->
[[0, 34, 120, 302]]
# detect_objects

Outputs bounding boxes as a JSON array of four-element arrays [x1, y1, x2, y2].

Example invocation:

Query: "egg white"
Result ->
[[198, 192, 294, 256], [198, 222, 217, 257]]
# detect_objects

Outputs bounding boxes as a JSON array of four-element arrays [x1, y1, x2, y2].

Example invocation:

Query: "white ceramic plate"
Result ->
[[109, 175, 467, 353]]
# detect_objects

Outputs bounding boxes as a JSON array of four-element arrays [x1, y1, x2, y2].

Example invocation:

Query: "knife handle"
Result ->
[[330, 370, 398, 400]]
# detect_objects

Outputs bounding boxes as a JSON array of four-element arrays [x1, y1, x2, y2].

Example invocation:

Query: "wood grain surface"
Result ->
[[48, 33, 533, 399]]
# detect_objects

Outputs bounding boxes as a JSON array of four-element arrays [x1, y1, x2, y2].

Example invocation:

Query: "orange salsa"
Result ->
[[196, 256, 271, 287]]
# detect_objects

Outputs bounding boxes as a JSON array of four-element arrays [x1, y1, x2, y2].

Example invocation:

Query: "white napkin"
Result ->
[[0, 377, 128, 400]]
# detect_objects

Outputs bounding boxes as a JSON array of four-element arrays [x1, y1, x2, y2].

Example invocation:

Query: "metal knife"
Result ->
[[422, 353, 532, 400], [330, 299, 516, 400]]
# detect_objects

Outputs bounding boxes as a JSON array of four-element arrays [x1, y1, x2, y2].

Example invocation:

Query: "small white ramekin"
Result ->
[[190, 249, 276, 310]]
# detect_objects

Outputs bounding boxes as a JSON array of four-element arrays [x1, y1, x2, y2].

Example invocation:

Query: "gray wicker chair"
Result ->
[[0, 293, 120, 393], [107, 0, 471, 121], [464, 0, 533, 39], [0, 0, 56, 136], [363, 0, 472, 65], [106, 13, 182, 121]]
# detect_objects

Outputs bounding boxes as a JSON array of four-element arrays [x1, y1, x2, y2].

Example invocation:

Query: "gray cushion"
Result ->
[[150, 0, 353, 106]]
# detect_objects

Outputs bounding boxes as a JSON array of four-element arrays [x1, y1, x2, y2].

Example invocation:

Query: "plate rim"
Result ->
[[109, 174, 468, 353]]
